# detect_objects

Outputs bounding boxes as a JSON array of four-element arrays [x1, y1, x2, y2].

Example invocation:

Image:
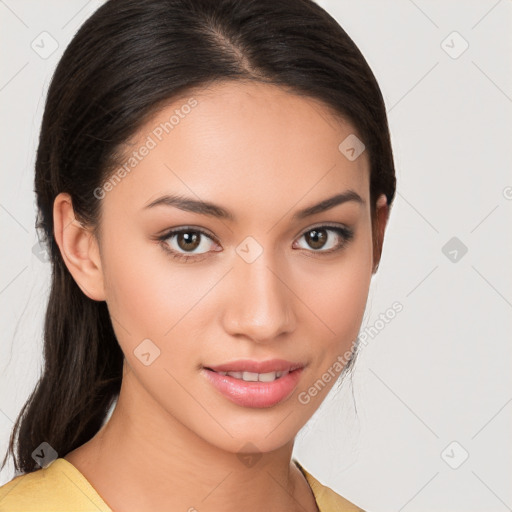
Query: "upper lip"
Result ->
[[205, 359, 305, 374]]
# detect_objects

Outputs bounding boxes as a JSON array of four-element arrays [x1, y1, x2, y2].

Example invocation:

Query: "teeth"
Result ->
[[219, 370, 290, 382], [258, 371, 278, 382]]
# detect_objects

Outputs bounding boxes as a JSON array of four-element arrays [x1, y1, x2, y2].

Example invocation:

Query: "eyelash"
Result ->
[[156, 224, 355, 263]]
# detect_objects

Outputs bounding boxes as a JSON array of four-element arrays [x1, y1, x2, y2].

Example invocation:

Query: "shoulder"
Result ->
[[293, 459, 366, 512], [0, 458, 112, 512]]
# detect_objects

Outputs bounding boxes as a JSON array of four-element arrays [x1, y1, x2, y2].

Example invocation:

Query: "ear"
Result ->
[[372, 194, 390, 274], [53, 192, 106, 301]]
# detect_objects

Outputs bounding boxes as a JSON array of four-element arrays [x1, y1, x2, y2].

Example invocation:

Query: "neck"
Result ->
[[65, 366, 318, 512]]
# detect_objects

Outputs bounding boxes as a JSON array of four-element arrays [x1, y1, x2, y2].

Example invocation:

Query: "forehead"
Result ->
[[102, 80, 370, 224]]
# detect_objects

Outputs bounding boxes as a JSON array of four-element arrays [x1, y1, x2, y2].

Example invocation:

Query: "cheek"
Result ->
[[101, 235, 217, 366], [302, 239, 373, 344], [334, 262, 371, 335], [305, 272, 370, 373], [101, 236, 188, 339]]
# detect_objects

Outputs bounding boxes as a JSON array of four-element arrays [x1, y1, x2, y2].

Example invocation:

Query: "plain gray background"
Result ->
[[1, 1, 511, 510]]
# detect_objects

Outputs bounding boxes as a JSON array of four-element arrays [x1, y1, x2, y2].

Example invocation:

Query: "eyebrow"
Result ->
[[143, 189, 364, 222]]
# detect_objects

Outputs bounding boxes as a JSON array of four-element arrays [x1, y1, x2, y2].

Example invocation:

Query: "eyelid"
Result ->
[[156, 224, 216, 239], [157, 223, 350, 243], [155, 225, 219, 261], [293, 223, 354, 253], [294, 221, 351, 238], [156, 222, 354, 261]]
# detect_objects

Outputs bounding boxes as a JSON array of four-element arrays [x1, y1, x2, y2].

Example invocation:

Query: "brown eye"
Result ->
[[295, 225, 354, 253], [304, 228, 328, 250], [175, 231, 201, 252], [159, 227, 218, 261]]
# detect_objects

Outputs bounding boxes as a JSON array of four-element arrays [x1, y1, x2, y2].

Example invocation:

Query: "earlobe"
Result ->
[[53, 192, 106, 301]]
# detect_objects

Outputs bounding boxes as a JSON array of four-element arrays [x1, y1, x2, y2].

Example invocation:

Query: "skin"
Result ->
[[54, 80, 389, 512]]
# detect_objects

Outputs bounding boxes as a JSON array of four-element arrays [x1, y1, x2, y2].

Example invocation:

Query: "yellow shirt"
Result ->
[[0, 457, 365, 511]]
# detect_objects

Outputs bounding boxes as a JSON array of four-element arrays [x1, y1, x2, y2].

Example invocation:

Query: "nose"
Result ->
[[221, 251, 296, 344]]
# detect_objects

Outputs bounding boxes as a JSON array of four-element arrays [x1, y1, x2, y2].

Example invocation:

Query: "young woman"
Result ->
[[0, 0, 396, 510]]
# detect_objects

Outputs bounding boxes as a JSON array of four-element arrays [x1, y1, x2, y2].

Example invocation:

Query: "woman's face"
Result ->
[[91, 80, 386, 454]]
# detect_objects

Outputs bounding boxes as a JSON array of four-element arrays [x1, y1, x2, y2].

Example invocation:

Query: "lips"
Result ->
[[202, 365, 304, 408], [205, 359, 304, 374]]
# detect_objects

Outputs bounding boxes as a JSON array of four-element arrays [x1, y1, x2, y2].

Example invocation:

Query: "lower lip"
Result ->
[[202, 368, 304, 408]]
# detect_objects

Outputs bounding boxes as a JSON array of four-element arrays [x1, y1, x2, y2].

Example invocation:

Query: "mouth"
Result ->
[[204, 358, 305, 375], [204, 369, 292, 383], [202, 359, 306, 408]]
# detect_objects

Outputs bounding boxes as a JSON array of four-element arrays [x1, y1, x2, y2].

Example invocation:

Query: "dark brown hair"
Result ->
[[2, 0, 396, 474]]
